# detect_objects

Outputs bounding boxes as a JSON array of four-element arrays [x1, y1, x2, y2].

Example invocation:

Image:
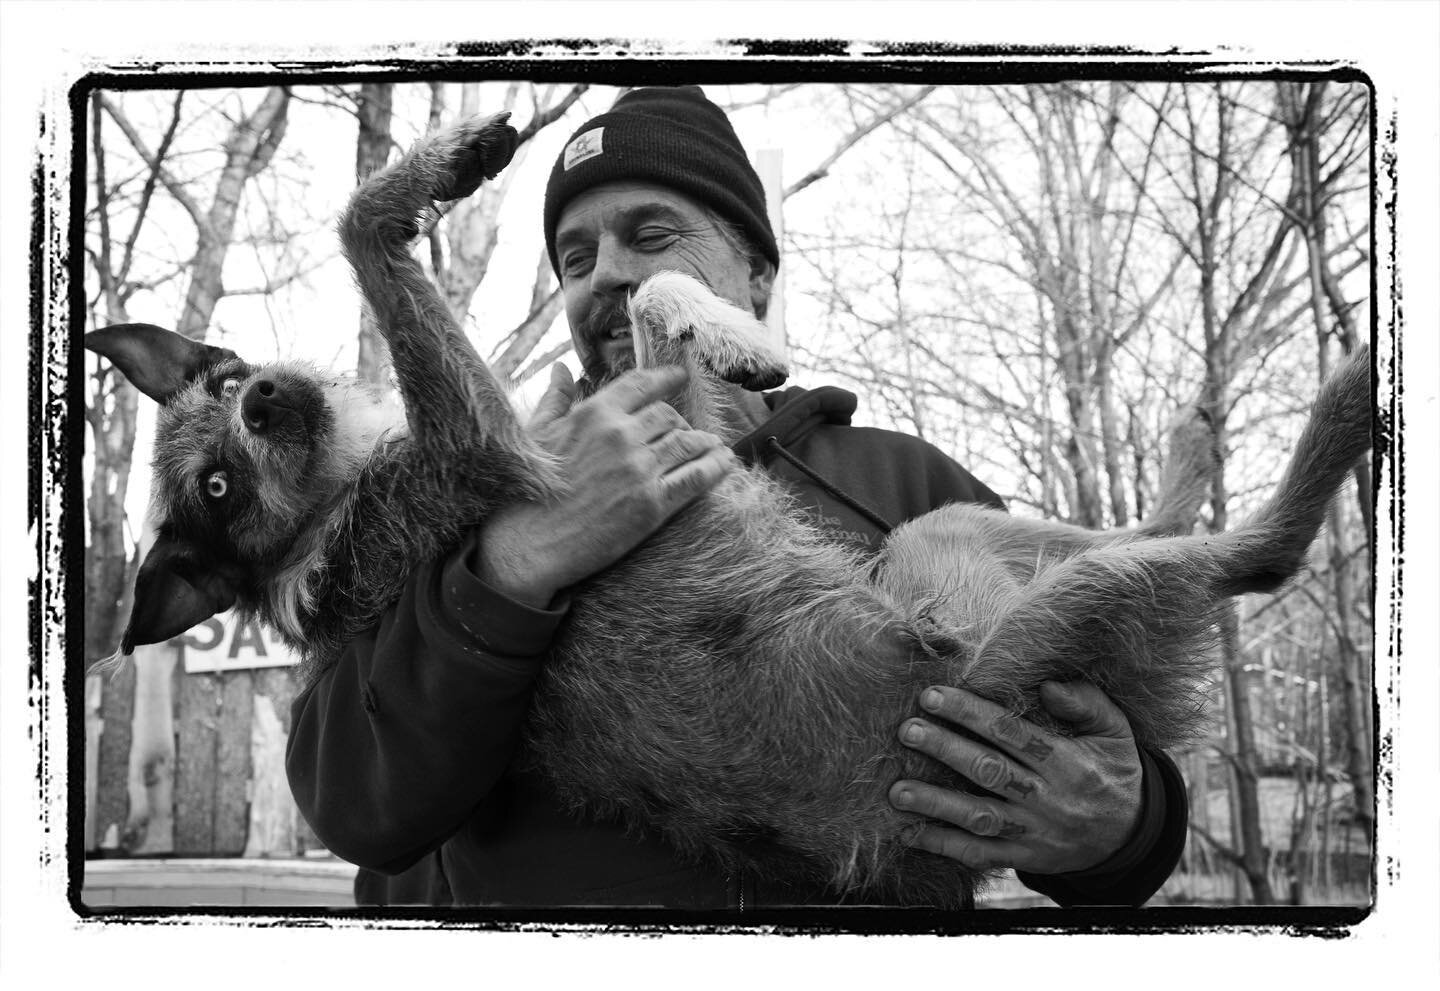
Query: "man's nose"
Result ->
[[589, 241, 652, 302]]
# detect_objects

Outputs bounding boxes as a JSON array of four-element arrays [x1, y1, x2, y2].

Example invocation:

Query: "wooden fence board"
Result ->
[[215, 671, 256, 853], [92, 658, 318, 859], [174, 669, 254, 855], [173, 670, 217, 855]]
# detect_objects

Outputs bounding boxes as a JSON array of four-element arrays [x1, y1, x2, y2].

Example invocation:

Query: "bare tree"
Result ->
[[86, 86, 292, 856], [354, 81, 395, 387]]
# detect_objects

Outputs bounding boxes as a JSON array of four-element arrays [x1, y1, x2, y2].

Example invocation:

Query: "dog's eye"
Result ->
[[204, 471, 229, 499], [220, 377, 242, 397]]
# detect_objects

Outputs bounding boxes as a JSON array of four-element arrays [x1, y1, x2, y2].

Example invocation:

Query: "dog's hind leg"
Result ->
[[1132, 406, 1219, 538], [965, 345, 1372, 749]]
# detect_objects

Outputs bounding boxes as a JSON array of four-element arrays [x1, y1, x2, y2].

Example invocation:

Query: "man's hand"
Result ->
[[477, 362, 736, 609], [887, 682, 1142, 876]]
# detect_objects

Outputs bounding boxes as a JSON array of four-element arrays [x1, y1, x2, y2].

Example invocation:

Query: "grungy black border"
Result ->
[[38, 41, 1392, 938]]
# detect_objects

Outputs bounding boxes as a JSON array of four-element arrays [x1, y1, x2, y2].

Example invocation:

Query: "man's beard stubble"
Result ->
[[575, 296, 636, 393]]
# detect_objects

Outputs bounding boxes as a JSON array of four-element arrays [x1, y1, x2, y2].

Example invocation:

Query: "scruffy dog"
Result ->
[[86, 113, 1373, 907]]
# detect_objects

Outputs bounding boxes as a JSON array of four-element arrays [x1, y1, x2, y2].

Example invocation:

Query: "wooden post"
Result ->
[[755, 148, 785, 353], [244, 668, 305, 857], [125, 642, 178, 854], [84, 674, 104, 851]]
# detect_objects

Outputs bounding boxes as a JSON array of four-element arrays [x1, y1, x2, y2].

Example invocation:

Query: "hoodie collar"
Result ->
[[731, 386, 858, 467]]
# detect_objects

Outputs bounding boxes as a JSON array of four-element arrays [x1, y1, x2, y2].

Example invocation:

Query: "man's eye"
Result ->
[[204, 471, 229, 499], [220, 376, 242, 397], [634, 228, 675, 248], [561, 252, 594, 277]]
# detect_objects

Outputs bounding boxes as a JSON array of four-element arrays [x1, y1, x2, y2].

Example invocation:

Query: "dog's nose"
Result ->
[[241, 380, 294, 434]]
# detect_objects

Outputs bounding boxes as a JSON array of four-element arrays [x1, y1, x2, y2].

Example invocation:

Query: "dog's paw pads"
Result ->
[[705, 354, 788, 392], [431, 112, 519, 202]]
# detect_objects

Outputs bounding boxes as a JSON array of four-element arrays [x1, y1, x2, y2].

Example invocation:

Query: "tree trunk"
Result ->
[[1211, 422, 1276, 903], [355, 82, 395, 388], [176, 87, 290, 339], [490, 249, 565, 382], [1282, 79, 1375, 836]]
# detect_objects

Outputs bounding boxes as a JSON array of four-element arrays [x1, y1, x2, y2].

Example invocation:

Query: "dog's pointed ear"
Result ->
[[120, 534, 244, 654], [85, 324, 239, 405]]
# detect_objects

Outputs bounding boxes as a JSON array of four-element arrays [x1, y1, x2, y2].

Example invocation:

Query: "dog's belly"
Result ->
[[517, 469, 985, 904]]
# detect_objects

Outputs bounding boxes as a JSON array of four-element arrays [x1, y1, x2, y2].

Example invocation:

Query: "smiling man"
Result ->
[[288, 85, 1187, 910]]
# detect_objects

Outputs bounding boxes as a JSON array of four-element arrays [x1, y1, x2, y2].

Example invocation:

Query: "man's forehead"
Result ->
[[555, 182, 708, 236]]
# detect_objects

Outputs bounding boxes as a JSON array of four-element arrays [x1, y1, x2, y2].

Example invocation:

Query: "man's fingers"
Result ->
[[903, 824, 1020, 873], [634, 400, 692, 443], [898, 717, 1040, 801], [527, 361, 577, 429], [889, 781, 1027, 839], [650, 426, 726, 469], [658, 443, 736, 505], [1038, 681, 1135, 741], [601, 365, 690, 414], [914, 685, 1061, 770]]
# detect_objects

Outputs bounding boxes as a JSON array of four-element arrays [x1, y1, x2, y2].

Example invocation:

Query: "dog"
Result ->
[[86, 112, 1374, 907]]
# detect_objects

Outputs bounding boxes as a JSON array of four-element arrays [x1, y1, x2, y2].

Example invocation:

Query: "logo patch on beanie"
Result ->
[[564, 127, 604, 170]]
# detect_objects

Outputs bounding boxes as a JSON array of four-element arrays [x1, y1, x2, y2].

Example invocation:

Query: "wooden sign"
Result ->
[[173, 611, 301, 673]]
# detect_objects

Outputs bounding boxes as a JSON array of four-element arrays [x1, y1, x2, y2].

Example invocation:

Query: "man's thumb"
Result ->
[[1039, 681, 1133, 740], [528, 361, 576, 428]]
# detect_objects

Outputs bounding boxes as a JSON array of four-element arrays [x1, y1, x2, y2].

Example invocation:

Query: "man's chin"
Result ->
[[580, 352, 634, 391], [589, 347, 635, 382]]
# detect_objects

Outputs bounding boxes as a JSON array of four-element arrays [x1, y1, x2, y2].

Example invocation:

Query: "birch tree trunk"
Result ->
[[355, 82, 395, 388]]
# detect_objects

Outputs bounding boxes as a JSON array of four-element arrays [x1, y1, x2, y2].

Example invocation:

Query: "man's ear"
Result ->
[[121, 534, 244, 654], [748, 257, 777, 321], [85, 324, 239, 405]]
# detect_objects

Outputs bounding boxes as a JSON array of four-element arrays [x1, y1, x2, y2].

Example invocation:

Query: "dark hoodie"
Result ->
[[286, 386, 1186, 909]]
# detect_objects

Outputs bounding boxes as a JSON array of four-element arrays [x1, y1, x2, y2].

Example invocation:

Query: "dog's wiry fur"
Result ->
[[87, 115, 1374, 908]]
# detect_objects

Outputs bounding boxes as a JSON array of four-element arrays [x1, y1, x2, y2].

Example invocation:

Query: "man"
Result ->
[[287, 86, 1186, 909]]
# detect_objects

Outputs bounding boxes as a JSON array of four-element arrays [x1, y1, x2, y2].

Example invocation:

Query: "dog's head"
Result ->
[[86, 324, 397, 653]]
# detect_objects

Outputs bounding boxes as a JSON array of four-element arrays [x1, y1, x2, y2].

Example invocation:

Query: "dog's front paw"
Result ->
[[629, 271, 790, 391], [703, 348, 788, 392], [429, 112, 519, 202]]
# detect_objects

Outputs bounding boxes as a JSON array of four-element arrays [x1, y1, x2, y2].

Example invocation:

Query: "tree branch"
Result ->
[[516, 83, 589, 146], [98, 93, 210, 234], [785, 86, 936, 199], [1187, 819, 1247, 869]]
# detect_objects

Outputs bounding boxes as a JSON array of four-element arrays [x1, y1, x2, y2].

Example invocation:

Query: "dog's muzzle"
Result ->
[[241, 379, 297, 434]]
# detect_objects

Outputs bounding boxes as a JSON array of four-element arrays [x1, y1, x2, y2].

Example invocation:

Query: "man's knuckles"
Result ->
[[969, 752, 1010, 792]]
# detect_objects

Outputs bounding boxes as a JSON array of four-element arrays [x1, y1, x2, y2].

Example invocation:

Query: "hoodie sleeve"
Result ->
[[285, 527, 567, 875], [1016, 749, 1188, 906]]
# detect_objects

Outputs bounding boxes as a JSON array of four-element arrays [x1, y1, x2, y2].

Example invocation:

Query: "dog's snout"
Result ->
[[241, 379, 294, 434]]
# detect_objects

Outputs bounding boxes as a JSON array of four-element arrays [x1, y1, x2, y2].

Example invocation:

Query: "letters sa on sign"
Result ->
[[171, 610, 301, 673]]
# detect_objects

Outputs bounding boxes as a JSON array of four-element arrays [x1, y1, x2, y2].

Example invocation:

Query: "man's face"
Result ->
[[553, 181, 764, 385]]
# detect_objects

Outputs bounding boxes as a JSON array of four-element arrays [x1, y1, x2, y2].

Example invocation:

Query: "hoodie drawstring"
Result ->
[[764, 436, 895, 536]]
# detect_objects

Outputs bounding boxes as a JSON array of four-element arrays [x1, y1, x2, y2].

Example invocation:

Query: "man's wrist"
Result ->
[[474, 508, 562, 610], [1015, 747, 1186, 907]]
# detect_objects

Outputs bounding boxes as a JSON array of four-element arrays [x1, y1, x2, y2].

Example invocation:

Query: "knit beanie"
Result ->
[[543, 86, 779, 277]]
